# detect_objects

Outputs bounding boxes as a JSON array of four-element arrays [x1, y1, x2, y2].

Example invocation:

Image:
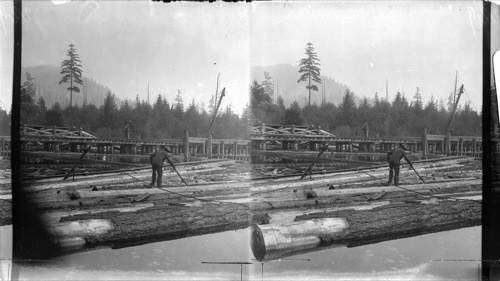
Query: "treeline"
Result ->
[[19, 73, 249, 139], [12, 71, 482, 140], [250, 79, 481, 137]]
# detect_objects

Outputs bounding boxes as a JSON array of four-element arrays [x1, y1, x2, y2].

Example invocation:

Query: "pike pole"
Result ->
[[300, 145, 328, 180], [165, 154, 189, 186], [63, 145, 91, 180], [410, 165, 426, 183]]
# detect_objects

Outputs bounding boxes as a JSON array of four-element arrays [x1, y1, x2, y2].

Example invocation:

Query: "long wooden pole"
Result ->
[[164, 155, 188, 186], [300, 145, 328, 179], [208, 88, 225, 134], [63, 145, 91, 180]]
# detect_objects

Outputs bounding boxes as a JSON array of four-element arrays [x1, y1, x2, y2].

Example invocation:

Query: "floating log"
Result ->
[[251, 199, 480, 261], [251, 218, 348, 261]]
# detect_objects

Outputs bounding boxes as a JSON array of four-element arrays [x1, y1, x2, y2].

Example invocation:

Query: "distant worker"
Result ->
[[124, 120, 131, 140], [387, 143, 413, 186], [149, 146, 172, 188]]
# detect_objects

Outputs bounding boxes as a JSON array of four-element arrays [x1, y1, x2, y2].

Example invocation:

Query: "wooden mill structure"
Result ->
[[17, 123, 482, 164], [251, 124, 482, 159], [18, 125, 251, 161]]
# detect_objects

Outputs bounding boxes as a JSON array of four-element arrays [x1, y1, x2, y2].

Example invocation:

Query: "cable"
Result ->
[[462, 88, 480, 113]]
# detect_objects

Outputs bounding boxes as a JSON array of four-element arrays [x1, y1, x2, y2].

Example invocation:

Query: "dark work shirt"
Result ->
[[150, 150, 169, 166], [387, 147, 412, 165]]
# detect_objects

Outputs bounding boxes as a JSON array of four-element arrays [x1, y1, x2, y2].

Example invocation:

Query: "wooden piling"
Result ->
[[459, 138, 464, 156], [183, 130, 189, 162], [473, 138, 477, 157], [446, 130, 451, 156], [221, 141, 225, 159], [422, 127, 428, 159], [208, 133, 213, 159]]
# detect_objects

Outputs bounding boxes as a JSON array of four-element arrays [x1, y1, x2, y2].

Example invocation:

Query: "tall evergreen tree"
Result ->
[[339, 89, 356, 127], [59, 44, 83, 107], [174, 90, 184, 119], [262, 71, 274, 101], [283, 101, 303, 125], [21, 72, 36, 104], [297, 42, 322, 105], [412, 89, 424, 117], [100, 91, 117, 129], [20, 72, 38, 125], [45, 103, 64, 126]]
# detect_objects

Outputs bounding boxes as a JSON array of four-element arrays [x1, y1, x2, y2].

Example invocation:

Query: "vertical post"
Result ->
[[183, 130, 189, 162], [217, 142, 221, 159], [472, 138, 477, 157], [79, 127, 82, 137], [422, 127, 428, 160], [221, 141, 225, 159], [291, 125, 295, 134], [208, 133, 213, 159], [446, 130, 451, 156], [459, 138, 464, 156], [234, 141, 238, 160], [261, 123, 265, 133]]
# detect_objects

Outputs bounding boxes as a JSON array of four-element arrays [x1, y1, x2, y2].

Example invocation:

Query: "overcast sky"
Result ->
[[0, 1, 492, 114], [251, 1, 484, 110]]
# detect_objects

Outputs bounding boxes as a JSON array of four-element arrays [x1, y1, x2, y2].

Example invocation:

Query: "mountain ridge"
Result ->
[[251, 64, 350, 107], [21, 65, 113, 108]]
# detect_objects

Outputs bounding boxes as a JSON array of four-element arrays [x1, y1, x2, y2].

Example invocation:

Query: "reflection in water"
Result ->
[[14, 226, 480, 280], [1, 225, 12, 280], [0, 225, 12, 259]]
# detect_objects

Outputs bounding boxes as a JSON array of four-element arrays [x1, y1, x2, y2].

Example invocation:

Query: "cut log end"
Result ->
[[251, 218, 348, 261], [250, 225, 266, 261]]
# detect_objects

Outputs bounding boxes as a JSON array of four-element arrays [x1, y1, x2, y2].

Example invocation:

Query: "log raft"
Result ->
[[17, 156, 482, 257]]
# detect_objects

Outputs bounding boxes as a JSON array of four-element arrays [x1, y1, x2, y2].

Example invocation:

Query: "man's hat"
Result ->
[[162, 145, 171, 153], [399, 143, 408, 150]]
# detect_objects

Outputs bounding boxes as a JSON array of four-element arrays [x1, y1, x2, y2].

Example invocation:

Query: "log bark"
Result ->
[[251, 199, 480, 261], [54, 201, 268, 252]]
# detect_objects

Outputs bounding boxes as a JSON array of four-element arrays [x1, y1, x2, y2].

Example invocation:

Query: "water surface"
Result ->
[[13, 226, 480, 280]]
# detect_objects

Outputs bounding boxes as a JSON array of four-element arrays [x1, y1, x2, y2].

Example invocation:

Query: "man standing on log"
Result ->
[[150, 146, 172, 188], [387, 143, 413, 186]]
